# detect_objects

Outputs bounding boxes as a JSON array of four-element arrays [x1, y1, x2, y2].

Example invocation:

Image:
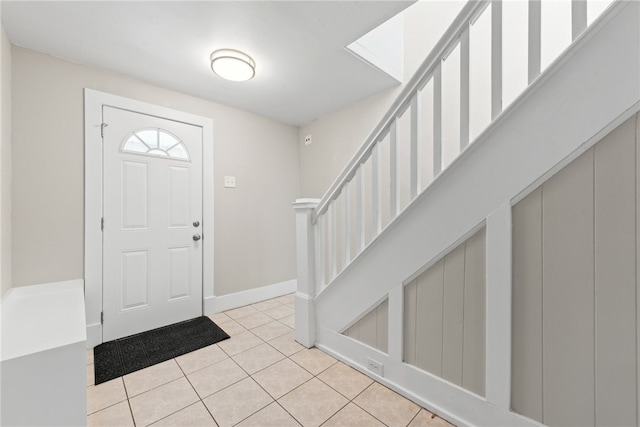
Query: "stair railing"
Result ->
[[293, 0, 615, 347]]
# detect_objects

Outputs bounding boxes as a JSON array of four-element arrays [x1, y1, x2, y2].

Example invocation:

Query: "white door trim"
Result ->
[[84, 89, 214, 348]]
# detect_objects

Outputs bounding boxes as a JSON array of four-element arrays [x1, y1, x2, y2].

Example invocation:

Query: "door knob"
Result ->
[[193, 234, 201, 241], [193, 221, 200, 227]]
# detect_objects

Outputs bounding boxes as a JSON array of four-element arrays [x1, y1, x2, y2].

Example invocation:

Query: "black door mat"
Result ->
[[93, 316, 230, 385]]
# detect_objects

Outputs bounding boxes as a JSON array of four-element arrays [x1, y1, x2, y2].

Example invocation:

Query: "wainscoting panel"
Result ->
[[343, 299, 389, 353], [594, 114, 636, 426], [512, 114, 638, 426], [404, 227, 486, 396], [511, 188, 543, 421], [542, 145, 595, 427], [415, 259, 444, 376], [462, 228, 486, 396]]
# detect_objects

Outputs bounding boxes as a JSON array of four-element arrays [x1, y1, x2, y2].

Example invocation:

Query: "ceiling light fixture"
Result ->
[[210, 49, 256, 82]]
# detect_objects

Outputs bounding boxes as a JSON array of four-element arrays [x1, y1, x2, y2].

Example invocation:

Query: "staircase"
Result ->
[[293, 1, 640, 425]]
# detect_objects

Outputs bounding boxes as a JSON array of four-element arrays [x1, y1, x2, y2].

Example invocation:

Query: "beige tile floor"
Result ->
[[87, 294, 454, 427]]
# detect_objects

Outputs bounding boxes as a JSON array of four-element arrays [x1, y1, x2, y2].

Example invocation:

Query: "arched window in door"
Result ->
[[121, 128, 190, 161]]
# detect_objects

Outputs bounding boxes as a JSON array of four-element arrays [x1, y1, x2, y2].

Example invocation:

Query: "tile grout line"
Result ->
[[121, 376, 137, 427], [253, 326, 295, 343], [316, 397, 350, 427], [264, 374, 319, 425], [176, 343, 228, 375], [130, 376, 197, 426], [244, 351, 309, 399], [288, 351, 339, 378], [314, 369, 373, 403], [86, 374, 130, 417], [345, 382, 393, 427], [192, 358, 250, 401], [86, 391, 129, 418], [271, 401, 304, 427], [405, 407, 422, 427], [266, 354, 348, 426], [173, 357, 218, 426], [119, 360, 184, 399]]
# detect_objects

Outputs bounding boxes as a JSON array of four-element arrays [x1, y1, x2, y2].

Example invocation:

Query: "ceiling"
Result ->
[[1, 1, 414, 126]]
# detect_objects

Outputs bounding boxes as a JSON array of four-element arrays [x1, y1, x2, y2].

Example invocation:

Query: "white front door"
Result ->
[[102, 106, 203, 341]]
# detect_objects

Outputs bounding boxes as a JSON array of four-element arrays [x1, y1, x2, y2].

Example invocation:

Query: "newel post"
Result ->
[[292, 198, 320, 348]]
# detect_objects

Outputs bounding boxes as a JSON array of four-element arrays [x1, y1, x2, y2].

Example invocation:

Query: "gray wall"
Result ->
[[10, 46, 299, 297], [343, 298, 389, 353], [1, 25, 11, 297], [512, 113, 639, 426], [404, 227, 486, 397]]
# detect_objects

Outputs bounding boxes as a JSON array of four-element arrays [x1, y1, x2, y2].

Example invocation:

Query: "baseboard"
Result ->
[[312, 340, 463, 425], [205, 279, 296, 315], [315, 327, 539, 427], [86, 322, 101, 349]]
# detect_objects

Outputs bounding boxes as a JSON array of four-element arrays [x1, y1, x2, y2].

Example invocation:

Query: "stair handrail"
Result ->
[[311, 0, 488, 223]]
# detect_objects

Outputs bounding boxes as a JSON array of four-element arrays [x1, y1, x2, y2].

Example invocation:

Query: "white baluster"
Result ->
[[342, 181, 350, 267], [491, 0, 503, 120], [433, 64, 443, 176], [315, 213, 325, 291], [528, 0, 542, 83], [389, 119, 399, 219], [328, 201, 336, 281], [410, 93, 420, 198], [460, 26, 470, 151], [356, 166, 366, 253], [372, 143, 382, 235]]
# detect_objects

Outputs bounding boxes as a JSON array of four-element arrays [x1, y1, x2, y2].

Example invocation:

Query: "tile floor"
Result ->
[[87, 294, 454, 427]]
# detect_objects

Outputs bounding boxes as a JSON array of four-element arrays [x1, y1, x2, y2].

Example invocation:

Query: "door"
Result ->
[[102, 106, 203, 341]]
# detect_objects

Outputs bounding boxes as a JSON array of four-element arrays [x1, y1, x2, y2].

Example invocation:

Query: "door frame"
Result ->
[[84, 89, 214, 347]]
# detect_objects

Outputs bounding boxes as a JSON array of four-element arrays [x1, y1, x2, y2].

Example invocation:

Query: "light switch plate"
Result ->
[[224, 176, 236, 188]]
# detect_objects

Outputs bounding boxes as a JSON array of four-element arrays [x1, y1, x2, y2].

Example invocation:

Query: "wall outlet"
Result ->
[[304, 134, 312, 145], [224, 176, 236, 188], [367, 357, 384, 377]]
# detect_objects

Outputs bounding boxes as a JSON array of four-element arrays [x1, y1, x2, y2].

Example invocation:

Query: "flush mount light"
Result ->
[[210, 49, 256, 82]]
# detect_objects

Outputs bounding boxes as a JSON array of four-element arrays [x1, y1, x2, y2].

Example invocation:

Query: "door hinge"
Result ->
[[100, 123, 109, 138], [101, 311, 104, 324], [101, 217, 104, 231]]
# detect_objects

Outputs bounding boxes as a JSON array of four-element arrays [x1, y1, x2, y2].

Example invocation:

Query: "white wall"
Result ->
[[298, 0, 465, 198], [11, 46, 299, 297], [1, 24, 12, 298]]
